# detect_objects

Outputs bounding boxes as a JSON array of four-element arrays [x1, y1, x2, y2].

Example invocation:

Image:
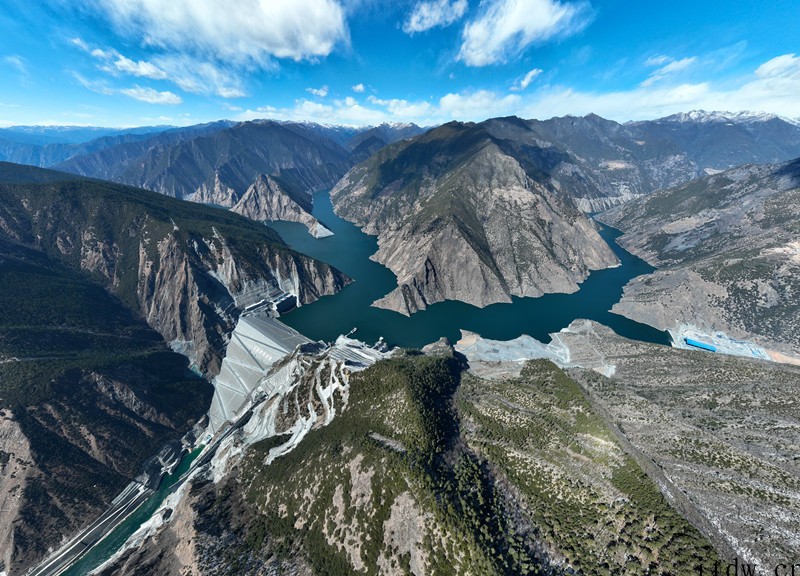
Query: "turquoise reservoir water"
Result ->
[[271, 191, 669, 348], [62, 446, 203, 576]]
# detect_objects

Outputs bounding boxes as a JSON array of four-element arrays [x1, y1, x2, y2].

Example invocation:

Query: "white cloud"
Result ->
[[458, 0, 592, 66], [755, 53, 800, 78], [403, 0, 468, 34], [352, 83, 365, 92], [3, 55, 28, 77], [72, 72, 115, 95], [523, 54, 800, 121], [439, 90, 521, 118], [110, 55, 167, 79], [87, 0, 348, 64], [70, 37, 91, 52], [152, 56, 246, 98], [510, 68, 543, 91], [72, 36, 245, 98], [241, 97, 388, 126], [233, 54, 800, 127], [120, 86, 183, 105], [306, 85, 330, 97], [368, 95, 434, 118], [644, 55, 671, 67], [641, 56, 697, 87]]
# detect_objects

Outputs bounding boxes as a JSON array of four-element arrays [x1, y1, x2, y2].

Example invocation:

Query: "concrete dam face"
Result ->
[[208, 315, 311, 433]]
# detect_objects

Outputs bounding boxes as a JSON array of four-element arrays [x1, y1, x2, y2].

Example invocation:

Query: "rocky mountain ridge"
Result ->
[[0, 163, 349, 375], [48, 120, 425, 234], [331, 121, 619, 315], [484, 111, 800, 211]]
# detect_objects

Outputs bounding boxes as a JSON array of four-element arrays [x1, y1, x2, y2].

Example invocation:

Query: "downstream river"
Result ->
[[61, 447, 203, 576], [271, 191, 669, 348]]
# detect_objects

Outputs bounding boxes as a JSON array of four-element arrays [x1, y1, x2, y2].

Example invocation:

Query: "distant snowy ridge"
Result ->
[[634, 109, 800, 126]]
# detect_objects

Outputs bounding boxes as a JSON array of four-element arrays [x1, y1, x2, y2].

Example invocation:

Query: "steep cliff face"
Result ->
[[0, 411, 33, 575], [0, 233, 214, 575], [56, 120, 352, 209], [0, 163, 350, 375], [598, 158, 800, 354], [331, 123, 618, 315], [231, 174, 333, 237]]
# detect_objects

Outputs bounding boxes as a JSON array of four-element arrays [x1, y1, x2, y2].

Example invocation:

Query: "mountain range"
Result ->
[[2, 109, 800, 575]]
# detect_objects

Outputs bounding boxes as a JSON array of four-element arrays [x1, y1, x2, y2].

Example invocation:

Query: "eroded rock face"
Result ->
[[135, 229, 349, 375], [231, 174, 332, 237], [0, 411, 34, 575], [0, 169, 350, 376], [332, 125, 618, 315]]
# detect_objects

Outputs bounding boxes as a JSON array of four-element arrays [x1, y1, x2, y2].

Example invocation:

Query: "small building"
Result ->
[[684, 337, 716, 352]]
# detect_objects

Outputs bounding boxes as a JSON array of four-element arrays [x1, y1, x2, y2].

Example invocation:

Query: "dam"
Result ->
[[208, 315, 311, 433]]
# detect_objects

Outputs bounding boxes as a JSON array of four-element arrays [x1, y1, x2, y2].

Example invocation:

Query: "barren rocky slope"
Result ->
[[331, 121, 619, 315], [0, 162, 349, 376], [513, 111, 800, 211], [598, 158, 800, 354], [230, 173, 332, 237], [54, 121, 425, 234]]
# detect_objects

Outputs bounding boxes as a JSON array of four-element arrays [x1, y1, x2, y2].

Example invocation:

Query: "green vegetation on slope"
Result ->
[[458, 360, 719, 574], [231, 352, 719, 575], [0, 162, 302, 308]]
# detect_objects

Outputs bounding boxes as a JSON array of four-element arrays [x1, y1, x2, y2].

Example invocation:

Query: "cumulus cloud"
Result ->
[[523, 54, 800, 120], [368, 95, 434, 118], [241, 97, 387, 126], [240, 88, 521, 126], [641, 56, 697, 87], [403, 0, 468, 34], [458, 0, 592, 66], [86, 0, 348, 64], [510, 68, 543, 91], [352, 83, 365, 92], [306, 85, 330, 97], [120, 85, 182, 105]]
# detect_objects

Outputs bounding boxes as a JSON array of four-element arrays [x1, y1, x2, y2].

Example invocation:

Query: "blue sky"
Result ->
[[1, 0, 799, 127]]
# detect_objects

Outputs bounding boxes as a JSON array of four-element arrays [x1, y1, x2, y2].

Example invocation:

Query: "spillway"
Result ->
[[208, 315, 311, 433]]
